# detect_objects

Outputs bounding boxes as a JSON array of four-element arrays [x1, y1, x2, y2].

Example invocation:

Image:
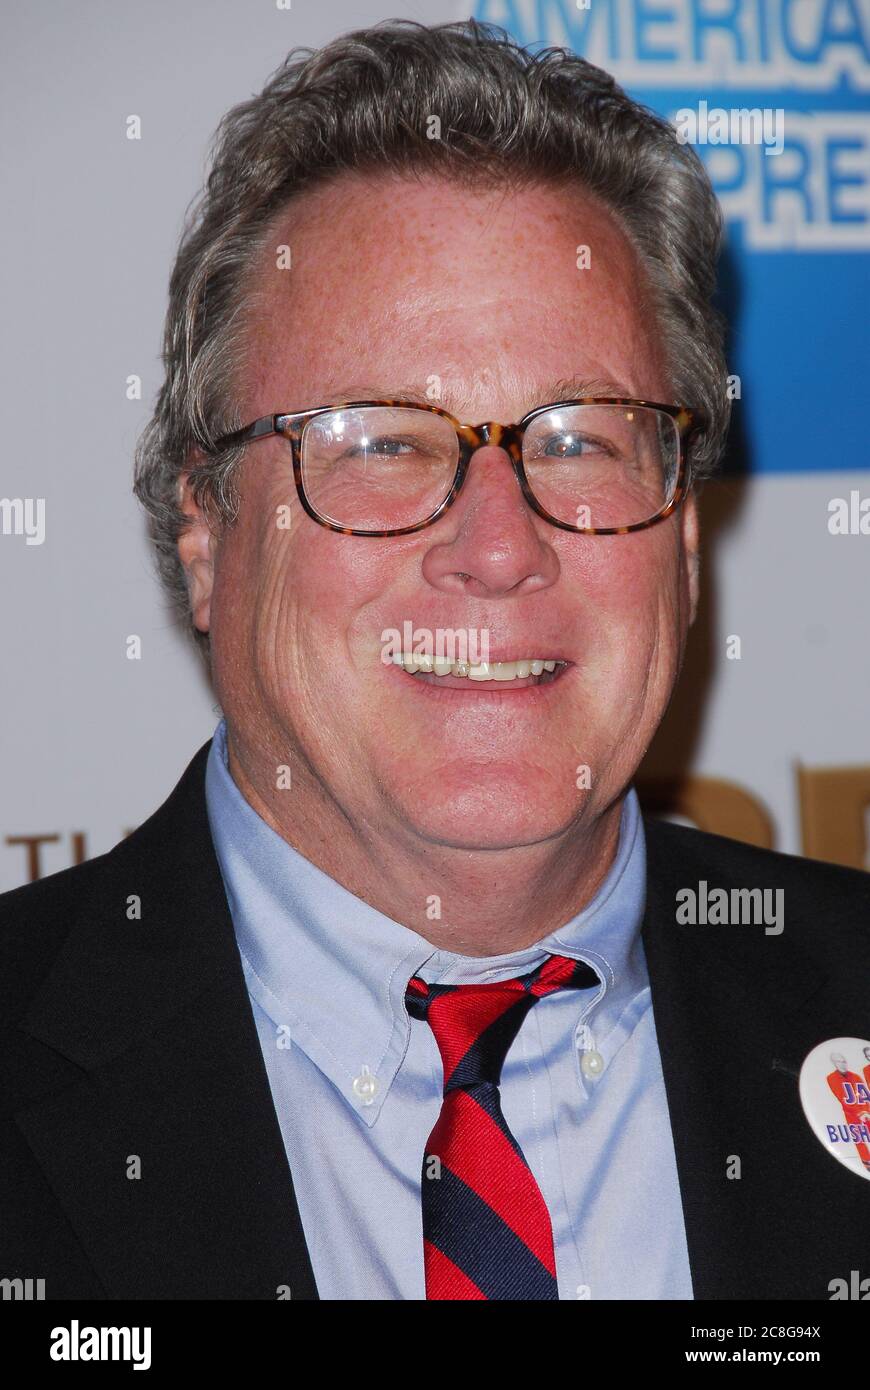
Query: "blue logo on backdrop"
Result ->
[[471, 0, 870, 472], [474, 0, 869, 89]]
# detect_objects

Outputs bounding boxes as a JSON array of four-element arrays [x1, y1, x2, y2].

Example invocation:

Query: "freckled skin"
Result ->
[[179, 172, 700, 954]]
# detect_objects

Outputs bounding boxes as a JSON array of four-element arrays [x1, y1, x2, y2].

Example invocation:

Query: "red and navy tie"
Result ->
[[405, 953, 598, 1300]]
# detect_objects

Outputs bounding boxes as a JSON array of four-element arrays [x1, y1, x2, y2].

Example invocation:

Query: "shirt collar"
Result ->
[[205, 719, 646, 1125]]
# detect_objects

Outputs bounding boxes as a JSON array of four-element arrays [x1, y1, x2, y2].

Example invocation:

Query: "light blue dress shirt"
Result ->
[[205, 718, 693, 1300]]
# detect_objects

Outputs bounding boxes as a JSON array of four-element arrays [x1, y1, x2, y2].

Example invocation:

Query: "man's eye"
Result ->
[[352, 436, 414, 458], [540, 433, 600, 459]]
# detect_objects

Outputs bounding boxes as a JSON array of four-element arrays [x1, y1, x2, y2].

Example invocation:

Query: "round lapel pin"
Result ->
[[799, 1037, 870, 1182]]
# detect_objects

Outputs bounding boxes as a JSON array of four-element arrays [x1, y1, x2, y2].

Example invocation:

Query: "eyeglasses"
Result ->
[[207, 397, 703, 536]]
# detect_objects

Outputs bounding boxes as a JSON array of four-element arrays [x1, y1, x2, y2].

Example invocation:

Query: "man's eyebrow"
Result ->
[[536, 375, 634, 405], [318, 383, 445, 408], [314, 375, 635, 418]]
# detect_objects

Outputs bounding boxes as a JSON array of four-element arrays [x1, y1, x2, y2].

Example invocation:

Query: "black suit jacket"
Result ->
[[2, 741, 869, 1300]]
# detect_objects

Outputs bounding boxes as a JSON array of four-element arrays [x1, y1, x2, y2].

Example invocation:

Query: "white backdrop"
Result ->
[[1, 0, 868, 890]]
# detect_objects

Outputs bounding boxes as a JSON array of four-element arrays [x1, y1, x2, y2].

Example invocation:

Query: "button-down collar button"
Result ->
[[352, 1064, 379, 1105], [580, 1049, 605, 1079]]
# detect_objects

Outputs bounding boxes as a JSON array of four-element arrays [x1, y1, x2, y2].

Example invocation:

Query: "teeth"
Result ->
[[394, 654, 565, 681]]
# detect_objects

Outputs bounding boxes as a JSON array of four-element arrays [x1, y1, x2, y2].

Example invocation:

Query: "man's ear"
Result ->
[[682, 491, 701, 628], [176, 469, 216, 634]]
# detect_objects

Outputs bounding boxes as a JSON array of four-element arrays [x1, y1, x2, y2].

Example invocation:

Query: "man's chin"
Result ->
[[388, 775, 588, 852]]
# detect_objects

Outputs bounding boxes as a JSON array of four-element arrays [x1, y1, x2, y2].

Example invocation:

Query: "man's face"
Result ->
[[183, 172, 700, 852], [832, 1055, 848, 1074]]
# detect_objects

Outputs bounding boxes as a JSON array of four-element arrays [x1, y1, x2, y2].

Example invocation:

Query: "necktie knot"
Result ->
[[406, 953, 597, 1093]]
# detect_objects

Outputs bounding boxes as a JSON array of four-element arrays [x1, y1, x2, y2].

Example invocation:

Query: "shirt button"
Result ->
[[352, 1065, 379, 1105], [580, 1049, 605, 1079]]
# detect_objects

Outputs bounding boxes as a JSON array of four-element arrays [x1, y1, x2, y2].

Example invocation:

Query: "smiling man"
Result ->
[[2, 19, 868, 1302], [185, 170, 694, 953]]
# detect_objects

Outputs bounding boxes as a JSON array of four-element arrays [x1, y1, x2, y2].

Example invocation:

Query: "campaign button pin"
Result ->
[[799, 1037, 870, 1182]]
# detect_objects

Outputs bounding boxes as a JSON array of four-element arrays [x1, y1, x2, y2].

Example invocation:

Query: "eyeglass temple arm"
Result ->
[[208, 415, 283, 454]]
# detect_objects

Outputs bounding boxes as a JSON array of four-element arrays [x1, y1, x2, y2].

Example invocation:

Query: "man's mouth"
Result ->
[[390, 653, 570, 689]]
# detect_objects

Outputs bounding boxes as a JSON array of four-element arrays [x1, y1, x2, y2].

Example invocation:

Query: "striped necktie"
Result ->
[[405, 953, 598, 1300]]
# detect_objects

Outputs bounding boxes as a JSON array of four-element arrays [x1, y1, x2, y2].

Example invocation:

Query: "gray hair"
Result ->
[[133, 17, 730, 647]]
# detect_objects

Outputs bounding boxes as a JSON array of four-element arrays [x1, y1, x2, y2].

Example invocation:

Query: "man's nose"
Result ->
[[420, 444, 560, 598]]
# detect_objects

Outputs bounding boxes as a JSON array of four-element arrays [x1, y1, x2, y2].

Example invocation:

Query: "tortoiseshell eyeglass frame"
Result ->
[[206, 397, 705, 537]]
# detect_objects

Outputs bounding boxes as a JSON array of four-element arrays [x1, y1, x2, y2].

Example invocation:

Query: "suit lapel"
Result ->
[[642, 818, 869, 1300], [17, 742, 319, 1300]]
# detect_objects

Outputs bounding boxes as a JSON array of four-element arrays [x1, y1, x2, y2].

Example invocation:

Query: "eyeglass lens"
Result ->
[[299, 404, 680, 531]]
